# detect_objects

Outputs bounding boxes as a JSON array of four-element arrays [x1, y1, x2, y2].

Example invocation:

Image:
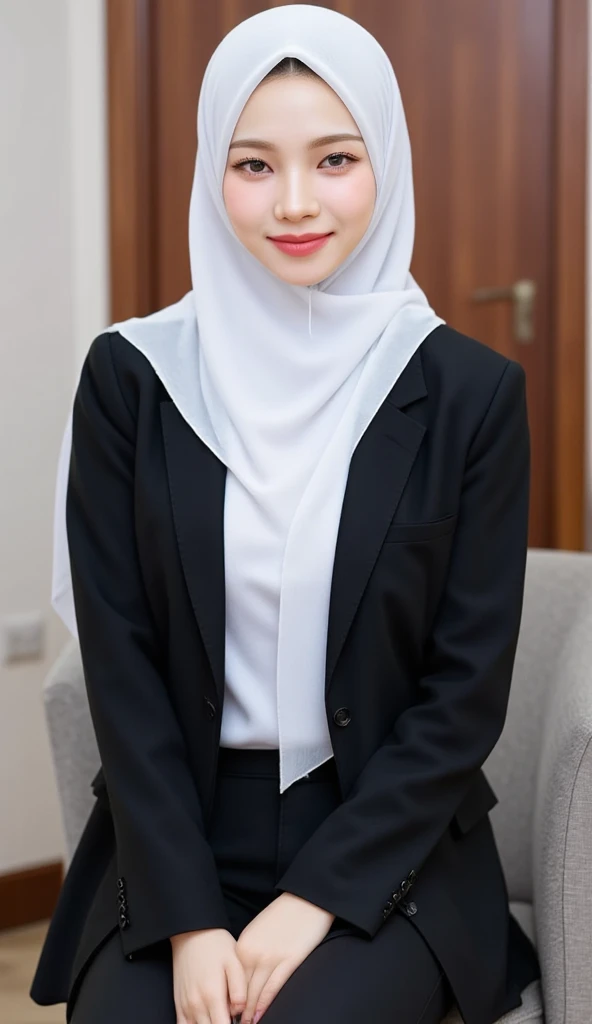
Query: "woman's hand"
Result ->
[[170, 927, 247, 1024], [235, 892, 335, 1024]]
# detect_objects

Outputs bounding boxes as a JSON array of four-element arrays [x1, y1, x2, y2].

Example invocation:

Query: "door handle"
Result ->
[[470, 279, 536, 342]]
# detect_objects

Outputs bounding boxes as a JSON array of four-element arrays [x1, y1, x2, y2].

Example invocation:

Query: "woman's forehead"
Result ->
[[229, 75, 362, 145]]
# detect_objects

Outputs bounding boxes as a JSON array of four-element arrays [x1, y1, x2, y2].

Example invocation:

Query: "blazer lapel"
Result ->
[[160, 401, 227, 702], [324, 348, 427, 695], [160, 346, 428, 707]]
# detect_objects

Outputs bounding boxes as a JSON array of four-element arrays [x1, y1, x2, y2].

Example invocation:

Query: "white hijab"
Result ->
[[52, 4, 445, 792]]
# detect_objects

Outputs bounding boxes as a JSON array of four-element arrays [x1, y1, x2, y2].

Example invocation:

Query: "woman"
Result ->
[[31, 6, 540, 1024]]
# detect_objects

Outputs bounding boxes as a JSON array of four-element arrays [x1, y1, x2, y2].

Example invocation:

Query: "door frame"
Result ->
[[105, 0, 588, 550], [550, 0, 588, 549]]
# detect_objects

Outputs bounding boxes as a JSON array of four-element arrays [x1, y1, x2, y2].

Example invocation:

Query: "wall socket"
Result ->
[[0, 612, 46, 664]]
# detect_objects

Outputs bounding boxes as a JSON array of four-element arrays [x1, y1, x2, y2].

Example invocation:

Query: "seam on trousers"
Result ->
[[415, 970, 447, 1024]]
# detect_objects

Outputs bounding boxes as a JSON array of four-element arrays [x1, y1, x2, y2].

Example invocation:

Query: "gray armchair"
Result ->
[[44, 549, 592, 1024]]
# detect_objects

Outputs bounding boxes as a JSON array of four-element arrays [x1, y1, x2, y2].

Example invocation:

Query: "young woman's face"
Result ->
[[223, 75, 376, 286]]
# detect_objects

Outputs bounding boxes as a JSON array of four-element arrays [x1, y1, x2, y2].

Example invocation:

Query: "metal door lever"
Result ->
[[470, 279, 536, 342]]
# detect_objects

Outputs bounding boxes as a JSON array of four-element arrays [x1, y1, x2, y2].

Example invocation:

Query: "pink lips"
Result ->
[[268, 232, 333, 256]]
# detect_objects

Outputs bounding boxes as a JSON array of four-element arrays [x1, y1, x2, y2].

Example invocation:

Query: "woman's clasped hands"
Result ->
[[170, 892, 335, 1024]]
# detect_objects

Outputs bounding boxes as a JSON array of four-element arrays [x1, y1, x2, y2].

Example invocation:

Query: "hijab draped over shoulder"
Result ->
[[52, 4, 444, 791]]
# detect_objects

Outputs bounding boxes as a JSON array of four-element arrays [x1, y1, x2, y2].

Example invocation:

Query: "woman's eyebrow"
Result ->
[[228, 132, 363, 151]]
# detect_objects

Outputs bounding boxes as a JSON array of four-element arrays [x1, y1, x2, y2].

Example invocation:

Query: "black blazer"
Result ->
[[31, 325, 540, 1023]]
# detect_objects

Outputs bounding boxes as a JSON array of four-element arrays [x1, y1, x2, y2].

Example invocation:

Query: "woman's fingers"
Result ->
[[242, 960, 296, 1023], [242, 964, 272, 1024], [170, 928, 247, 1024], [209, 995, 235, 1024], [226, 954, 248, 1020], [173, 966, 230, 1023], [199, 966, 241, 1024], [252, 961, 298, 1023]]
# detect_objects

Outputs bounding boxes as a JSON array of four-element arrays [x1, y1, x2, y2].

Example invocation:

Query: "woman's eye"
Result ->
[[321, 152, 357, 170], [237, 158, 268, 174], [239, 155, 266, 172], [233, 152, 358, 176]]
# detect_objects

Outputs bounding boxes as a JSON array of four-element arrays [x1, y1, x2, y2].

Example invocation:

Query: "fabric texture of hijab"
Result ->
[[52, 4, 445, 792]]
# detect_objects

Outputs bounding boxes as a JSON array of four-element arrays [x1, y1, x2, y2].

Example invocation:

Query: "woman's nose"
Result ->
[[275, 172, 320, 220]]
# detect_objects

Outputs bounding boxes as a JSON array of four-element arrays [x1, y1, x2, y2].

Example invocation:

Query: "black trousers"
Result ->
[[70, 748, 454, 1023]]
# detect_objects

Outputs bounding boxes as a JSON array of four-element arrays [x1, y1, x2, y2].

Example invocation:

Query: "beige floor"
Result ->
[[0, 920, 65, 1023]]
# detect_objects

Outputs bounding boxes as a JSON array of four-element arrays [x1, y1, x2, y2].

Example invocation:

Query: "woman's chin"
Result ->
[[264, 257, 337, 288]]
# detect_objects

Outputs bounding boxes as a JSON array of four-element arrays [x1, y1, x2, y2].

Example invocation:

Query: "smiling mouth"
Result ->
[[269, 233, 332, 242], [267, 233, 334, 256]]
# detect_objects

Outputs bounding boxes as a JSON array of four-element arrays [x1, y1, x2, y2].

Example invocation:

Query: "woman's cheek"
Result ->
[[322, 169, 376, 229], [222, 176, 265, 234]]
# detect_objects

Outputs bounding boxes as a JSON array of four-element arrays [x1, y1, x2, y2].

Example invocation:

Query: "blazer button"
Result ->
[[203, 697, 217, 720], [333, 707, 351, 727]]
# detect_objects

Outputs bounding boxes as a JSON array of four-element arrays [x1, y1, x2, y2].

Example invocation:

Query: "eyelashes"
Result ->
[[231, 151, 359, 176]]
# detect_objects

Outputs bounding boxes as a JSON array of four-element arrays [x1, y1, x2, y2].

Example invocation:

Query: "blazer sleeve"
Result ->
[[274, 358, 530, 938], [66, 332, 231, 956]]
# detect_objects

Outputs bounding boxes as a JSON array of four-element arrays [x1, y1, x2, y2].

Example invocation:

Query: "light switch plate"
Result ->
[[0, 612, 46, 664]]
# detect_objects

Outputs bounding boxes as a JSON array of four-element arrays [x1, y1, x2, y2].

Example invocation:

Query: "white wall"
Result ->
[[581, 0, 585, 544], [0, 0, 108, 873], [68, 0, 109, 372]]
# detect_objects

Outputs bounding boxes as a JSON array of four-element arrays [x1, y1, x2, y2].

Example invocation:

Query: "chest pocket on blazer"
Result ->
[[383, 513, 458, 544], [451, 772, 499, 837]]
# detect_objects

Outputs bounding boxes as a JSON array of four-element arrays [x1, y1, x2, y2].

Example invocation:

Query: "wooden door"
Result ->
[[107, 0, 587, 549]]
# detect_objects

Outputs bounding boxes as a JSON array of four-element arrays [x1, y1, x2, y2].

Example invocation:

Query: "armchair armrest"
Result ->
[[533, 603, 592, 1024]]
